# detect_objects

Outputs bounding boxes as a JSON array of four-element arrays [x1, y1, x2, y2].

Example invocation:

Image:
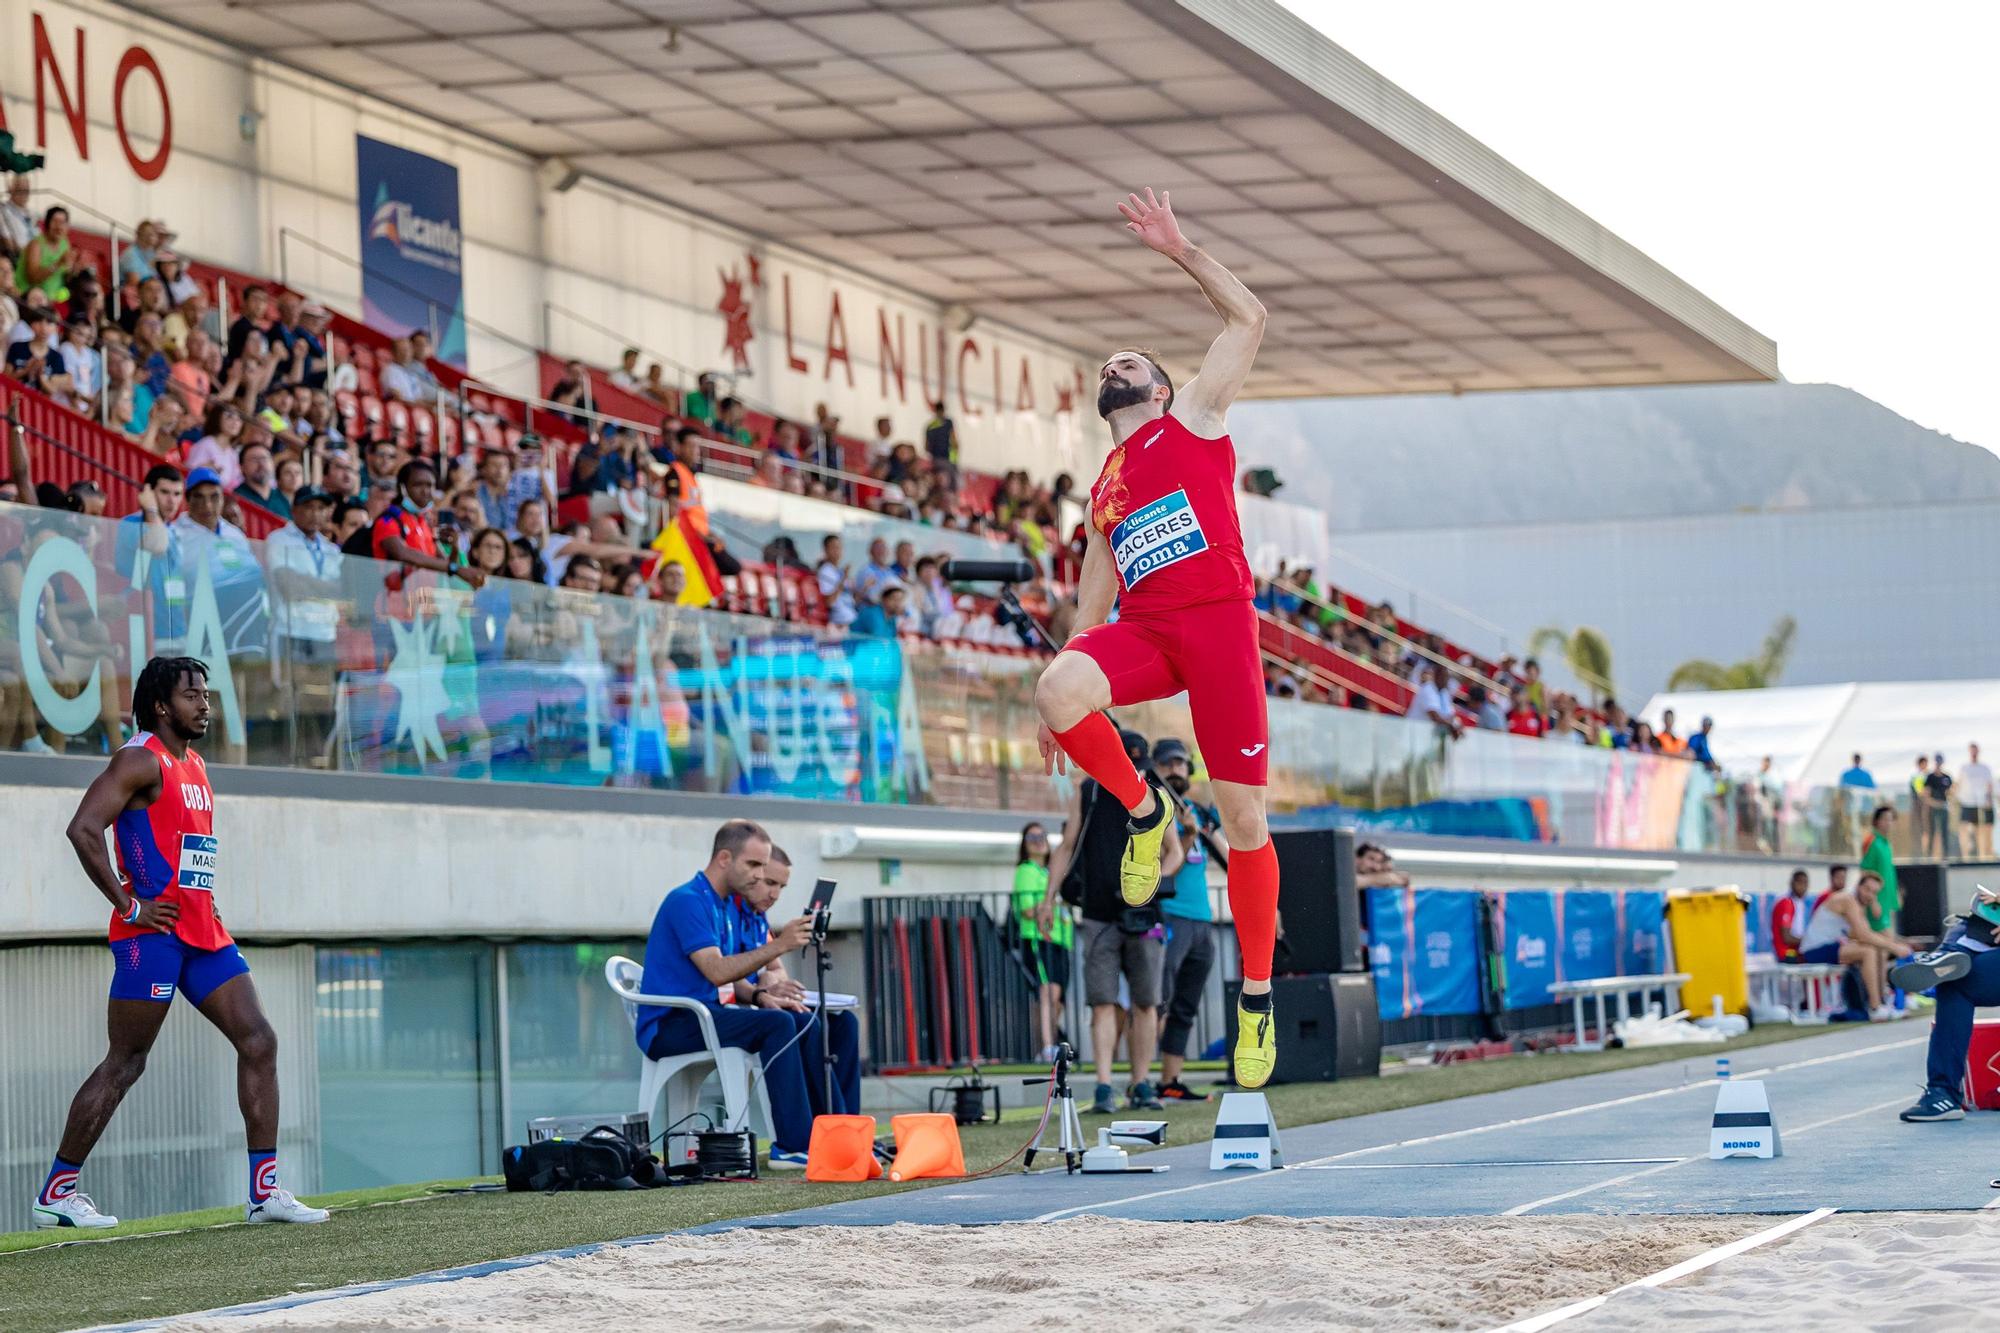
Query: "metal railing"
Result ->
[[541, 302, 707, 400], [1266, 575, 1504, 696], [1322, 542, 1514, 657]]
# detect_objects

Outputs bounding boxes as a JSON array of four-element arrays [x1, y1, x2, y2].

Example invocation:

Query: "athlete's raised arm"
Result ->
[[1118, 188, 1266, 437], [65, 747, 177, 930]]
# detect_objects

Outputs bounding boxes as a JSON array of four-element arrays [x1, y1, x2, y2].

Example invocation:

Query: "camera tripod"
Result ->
[[1022, 1043, 1086, 1173]]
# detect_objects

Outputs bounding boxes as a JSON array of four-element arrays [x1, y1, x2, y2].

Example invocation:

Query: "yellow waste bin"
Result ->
[[1666, 888, 1750, 1018]]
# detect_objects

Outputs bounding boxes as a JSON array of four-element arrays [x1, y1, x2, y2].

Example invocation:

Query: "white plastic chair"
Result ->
[[604, 955, 774, 1142]]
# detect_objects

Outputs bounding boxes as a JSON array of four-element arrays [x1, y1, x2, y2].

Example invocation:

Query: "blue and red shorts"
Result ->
[[109, 933, 251, 1005], [1063, 597, 1268, 785]]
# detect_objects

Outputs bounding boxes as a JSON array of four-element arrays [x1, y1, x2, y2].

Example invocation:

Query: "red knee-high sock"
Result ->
[[1051, 714, 1147, 812], [1229, 839, 1281, 983]]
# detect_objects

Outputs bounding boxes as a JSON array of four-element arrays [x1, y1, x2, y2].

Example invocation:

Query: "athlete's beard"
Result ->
[[1165, 774, 1191, 796], [1097, 379, 1152, 419]]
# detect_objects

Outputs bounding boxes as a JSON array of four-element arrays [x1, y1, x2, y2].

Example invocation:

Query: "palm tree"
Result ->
[[1526, 624, 1615, 705], [1667, 616, 1798, 692]]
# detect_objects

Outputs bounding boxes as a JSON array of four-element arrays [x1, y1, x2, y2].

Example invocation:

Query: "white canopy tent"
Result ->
[[1640, 682, 2000, 789]]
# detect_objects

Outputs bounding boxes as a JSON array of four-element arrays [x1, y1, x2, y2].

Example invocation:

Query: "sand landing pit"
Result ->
[[157, 1213, 1777, 1332]]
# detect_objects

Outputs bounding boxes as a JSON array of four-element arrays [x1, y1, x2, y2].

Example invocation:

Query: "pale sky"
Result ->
[[1279, 1, 2000, 451]]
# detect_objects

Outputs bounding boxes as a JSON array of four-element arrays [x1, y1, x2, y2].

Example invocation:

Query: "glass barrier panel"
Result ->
[[0, 501, 1872, 853]]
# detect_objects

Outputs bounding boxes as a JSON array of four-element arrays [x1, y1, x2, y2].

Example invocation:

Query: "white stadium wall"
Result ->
[[0, 0, 1096, 480], [1330, 500, 2000, 704]]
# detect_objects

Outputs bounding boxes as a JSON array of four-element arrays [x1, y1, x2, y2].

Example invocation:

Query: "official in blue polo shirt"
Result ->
[[637, 819, 817, 1166], [735, 846, 862, 1118]]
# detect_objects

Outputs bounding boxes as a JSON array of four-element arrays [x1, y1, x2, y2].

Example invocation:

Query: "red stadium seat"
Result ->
[[409, 406, 435, 453], [354, 366, 379, 397], [333, 389, 361, 439], [384, 399, 412, 446], [434, 409, 460, 456], [358, 393, 385, 440]]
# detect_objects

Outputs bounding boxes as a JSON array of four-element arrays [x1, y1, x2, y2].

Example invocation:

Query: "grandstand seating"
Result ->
[[22, 216, 1502, 704]]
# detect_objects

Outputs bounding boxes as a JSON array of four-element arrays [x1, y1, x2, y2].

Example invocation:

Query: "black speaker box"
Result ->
[[1271, 828, 1364, 974], [1896, 862, 1947, 942], [1225, 973, 1380, 1084]]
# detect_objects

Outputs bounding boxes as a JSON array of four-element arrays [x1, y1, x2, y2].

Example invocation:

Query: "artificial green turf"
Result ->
[[0, 1021, 1839, 1333]]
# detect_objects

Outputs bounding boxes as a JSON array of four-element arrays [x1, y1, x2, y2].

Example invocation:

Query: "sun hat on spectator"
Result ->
[[185, 466, 223, 491], [1152, 737, 1191, 767], [291, 485, 332, 508]]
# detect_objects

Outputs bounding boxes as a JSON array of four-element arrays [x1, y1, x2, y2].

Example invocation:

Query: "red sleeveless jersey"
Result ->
[[109, 733, 233, 950], [1088, 413, 1253, 610]]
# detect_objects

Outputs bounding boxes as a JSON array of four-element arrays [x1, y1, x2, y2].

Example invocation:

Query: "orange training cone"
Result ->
[[886, 1112, 966, 1181], [806, 1115, 883, 1182]]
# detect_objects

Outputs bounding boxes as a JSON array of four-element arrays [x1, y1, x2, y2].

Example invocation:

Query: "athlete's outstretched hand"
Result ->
[[1038, 721, 1069, 776], [1118, 188, 1187, 258]]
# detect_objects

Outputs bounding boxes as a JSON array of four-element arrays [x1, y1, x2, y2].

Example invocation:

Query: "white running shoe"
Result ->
[[32, 1193, 118, 1229], [246, 1188, 330, 1225], [1868, 1003, 1900, 1023]]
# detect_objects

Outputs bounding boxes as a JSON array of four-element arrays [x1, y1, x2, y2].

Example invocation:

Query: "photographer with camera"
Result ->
[[1896, 884, 2000, 1122], [1045, 727, 1183, 1114]]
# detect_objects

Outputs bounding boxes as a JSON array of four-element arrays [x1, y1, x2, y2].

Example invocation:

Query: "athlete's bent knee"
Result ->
[[1035, 654, 1098, 724], [235, 1021, 278, 1066], [106, 1048, 149, 1088]]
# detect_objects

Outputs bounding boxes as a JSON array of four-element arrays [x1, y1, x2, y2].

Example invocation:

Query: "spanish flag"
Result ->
[[651, 510, 723, 606]]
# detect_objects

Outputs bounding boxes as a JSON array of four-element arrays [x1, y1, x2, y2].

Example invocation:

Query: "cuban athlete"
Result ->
[[32, 657, 327, 1229], [1034, 188, 1280, 1087]]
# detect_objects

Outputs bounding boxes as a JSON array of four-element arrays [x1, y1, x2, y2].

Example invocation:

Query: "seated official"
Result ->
[[1898, 891, 2000, 1121], [734, 845, 862, 1119], [636, 819, 816, 1167], [1795, 870, 1911, 1020]]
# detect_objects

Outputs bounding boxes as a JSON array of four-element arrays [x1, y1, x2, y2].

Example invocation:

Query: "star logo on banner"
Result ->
[[1054, 383, 1075, 414], [384, 611, 450, 764], [746, 253, 762, 286], [718, 266, 754, 372]]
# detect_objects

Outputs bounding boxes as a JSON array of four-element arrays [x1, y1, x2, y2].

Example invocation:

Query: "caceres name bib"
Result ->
[[1111, 490, 1210, 590], [1089, 414, 1253, 609]]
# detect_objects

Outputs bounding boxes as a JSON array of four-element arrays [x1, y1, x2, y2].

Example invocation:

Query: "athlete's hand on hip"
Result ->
[[1118, 188, 1187, 258], [1038, 722, 1069, 776], [129, 898, 179, 932]]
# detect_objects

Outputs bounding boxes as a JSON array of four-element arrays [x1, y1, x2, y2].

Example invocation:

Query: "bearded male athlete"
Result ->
[[32, 656, 327, 1229], [1035, 188, 1280, 1088]]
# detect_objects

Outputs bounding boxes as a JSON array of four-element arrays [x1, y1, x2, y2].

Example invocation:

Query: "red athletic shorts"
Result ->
[[1062, 597, 1268, 785]]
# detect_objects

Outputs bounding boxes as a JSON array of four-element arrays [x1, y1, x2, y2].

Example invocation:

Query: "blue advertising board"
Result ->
[[1619, 890, 1668, 977], [1367, 888, 1484, 1021], [1560, 890, 1620, 983], [1411, 889, 1483, 1016], [1498, 890, 1559, 1009], [355, 135, 466, 367]]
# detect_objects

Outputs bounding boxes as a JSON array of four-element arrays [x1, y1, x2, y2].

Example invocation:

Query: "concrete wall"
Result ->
[[2, 754, 1038, 943], [1330, 500, 2000, 703]]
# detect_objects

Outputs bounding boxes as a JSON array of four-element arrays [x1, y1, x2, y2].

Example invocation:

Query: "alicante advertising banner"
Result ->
[[355, 135, 466, 367]]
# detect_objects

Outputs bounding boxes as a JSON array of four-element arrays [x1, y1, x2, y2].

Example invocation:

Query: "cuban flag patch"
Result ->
[[1110, 489, 1208, 590], [151, 983, 175, 1000]]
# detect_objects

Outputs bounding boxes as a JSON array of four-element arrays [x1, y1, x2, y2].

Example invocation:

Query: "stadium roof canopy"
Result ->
[[144, 0, 1780, 398]]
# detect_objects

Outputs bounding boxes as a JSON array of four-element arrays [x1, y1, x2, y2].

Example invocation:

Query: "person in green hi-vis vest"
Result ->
[[1859, 803, 1901, 932], [1012, 821, 1072, 1061]]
